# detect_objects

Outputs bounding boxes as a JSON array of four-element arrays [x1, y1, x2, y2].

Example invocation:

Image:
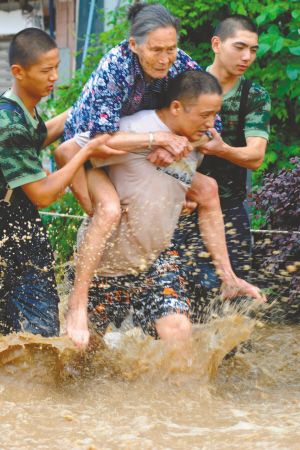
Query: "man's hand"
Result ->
[[146, 132, 194, 167], [154, 132, 193, 161], [66, 306, 90, 350], [147, 148, 175, 166], [182, 198, 198, 214], [197, 128, 227, 157], [220, 277, 267, 303]]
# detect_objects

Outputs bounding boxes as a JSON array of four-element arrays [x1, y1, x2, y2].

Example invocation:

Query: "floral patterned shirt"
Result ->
[[64, 40, 221, 139]]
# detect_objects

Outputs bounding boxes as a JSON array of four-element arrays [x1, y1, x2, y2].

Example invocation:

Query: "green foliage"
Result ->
[[40, 193, 85, 274], [248, 2, 300, 188]]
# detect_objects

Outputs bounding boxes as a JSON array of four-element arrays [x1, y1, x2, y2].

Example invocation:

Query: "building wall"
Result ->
[[55, 0, 76, 83]]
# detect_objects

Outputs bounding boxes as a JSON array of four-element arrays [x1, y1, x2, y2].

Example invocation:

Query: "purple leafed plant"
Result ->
[[253, 157, 300, 319]]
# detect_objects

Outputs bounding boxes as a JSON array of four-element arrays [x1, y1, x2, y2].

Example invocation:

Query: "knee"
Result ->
[[54, 139, 79, 168], [189, 174, 219, 207], [155, 313, 192, 342], [94, 199, 121, 226], [198, 176, 219, 206]]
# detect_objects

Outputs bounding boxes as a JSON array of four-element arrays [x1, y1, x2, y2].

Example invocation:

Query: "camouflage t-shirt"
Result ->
[[0, 90, 47, 193], [200, 76, 271, 202]]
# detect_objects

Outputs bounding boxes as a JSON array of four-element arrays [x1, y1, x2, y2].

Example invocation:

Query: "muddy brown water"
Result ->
[[1, 302, 300, 450]]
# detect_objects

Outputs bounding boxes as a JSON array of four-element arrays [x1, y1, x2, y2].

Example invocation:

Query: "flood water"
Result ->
[[1, 301, 300, 450]]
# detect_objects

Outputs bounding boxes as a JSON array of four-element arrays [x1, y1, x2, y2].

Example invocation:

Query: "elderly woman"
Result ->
[[56, 3, 264, 349]]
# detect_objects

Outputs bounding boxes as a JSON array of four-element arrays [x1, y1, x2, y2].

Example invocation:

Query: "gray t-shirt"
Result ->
[[76, 110, 203, 276]]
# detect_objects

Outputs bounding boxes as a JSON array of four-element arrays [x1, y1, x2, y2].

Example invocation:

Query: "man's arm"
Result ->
[[188, 172, 266, 302], [198, 129, 267, 170], [22, 134, 118, 208], [43, 109, 71, 147]]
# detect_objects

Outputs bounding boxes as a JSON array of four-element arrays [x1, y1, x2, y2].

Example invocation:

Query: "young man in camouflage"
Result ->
[[182, 15, 270, 299], [0, 28, 119, 337]]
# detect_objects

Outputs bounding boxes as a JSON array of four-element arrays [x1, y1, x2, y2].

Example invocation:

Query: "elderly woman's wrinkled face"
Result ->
[[129, 26, 178, 80]]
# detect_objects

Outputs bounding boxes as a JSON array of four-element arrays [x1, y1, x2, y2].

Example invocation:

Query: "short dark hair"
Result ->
[[9, 27, 57, 67], [162, 70, 222, 108], [214, 15, 258, 41], [128, 3, 180, 44]]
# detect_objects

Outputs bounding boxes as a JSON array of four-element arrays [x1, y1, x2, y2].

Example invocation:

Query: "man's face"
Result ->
[[173, 93, 222, 142], [213, 29, 258, 76], [129, 26, 177, 80], [18, 48, 60, 99]]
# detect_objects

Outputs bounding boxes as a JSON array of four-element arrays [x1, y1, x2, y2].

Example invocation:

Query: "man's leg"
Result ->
[[87, 274, 133, 336], [0, 201, 60, 337], [155, 314, 192, 342], [66, 168, 121, 348], [131, 245, 192, 347]]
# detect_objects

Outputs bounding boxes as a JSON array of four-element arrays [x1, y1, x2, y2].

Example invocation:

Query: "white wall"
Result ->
[[0, 2, 44, 36]]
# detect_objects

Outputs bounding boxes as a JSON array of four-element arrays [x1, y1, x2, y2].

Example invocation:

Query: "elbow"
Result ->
[[34, 197, 54, 209], [32, 192, 59, 209], [251, 158, 264, 171]]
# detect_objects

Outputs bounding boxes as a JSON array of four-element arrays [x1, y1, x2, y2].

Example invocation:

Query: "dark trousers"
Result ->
[[0, 191, 60, 336]]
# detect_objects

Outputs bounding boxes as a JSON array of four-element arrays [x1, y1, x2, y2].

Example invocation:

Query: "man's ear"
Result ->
[[129, 37, 138, 54], [11, 64, 24, 80], [170, 100, 182, 116], [211, 36, 221, 54]]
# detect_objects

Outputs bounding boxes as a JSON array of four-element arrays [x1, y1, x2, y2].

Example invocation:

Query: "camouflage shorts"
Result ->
[[87, 245, 191, 337]]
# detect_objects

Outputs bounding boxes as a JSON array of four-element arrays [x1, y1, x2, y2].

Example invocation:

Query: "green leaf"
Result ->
[[292, 10, 300, 19], [286, 65, 300, 80], [257, 43, 271, 57], [235, 4, 247, 15], [268, 24, 280, 36], [265, 150, 278, 164], [289, 46, 300, 56], [272, 37, 284, 53], [256, 12, 267, 26], [276, 81, 291, 96]]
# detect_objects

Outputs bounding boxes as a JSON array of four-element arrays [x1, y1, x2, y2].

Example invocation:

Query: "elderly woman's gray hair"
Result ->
[[128, 3, 180, 44]]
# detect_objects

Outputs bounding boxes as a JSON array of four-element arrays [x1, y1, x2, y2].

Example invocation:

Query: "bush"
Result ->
[[253, 157, 300, 315]]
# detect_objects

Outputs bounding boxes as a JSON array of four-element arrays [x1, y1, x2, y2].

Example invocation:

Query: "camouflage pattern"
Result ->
[[200, 77, 271, 201], [0, 93, 47, 193]]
